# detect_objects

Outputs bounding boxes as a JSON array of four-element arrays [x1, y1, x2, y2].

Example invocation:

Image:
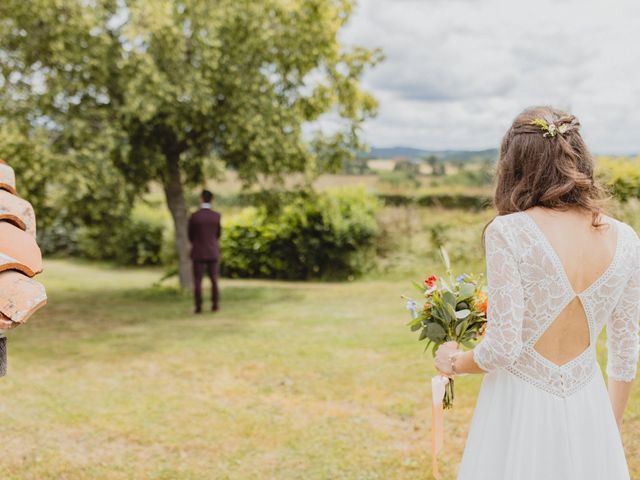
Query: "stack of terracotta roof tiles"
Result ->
[[0, 159, 47, 376]]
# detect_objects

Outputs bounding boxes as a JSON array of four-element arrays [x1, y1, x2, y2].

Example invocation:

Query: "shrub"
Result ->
[[76, 203, 166, 266], [377, 170, 420, 189], [378, 192, 492, 210], [220, 188, 380, 280], [38, 217, 80, 257], [596, 156, 640, 202], [113, 217, 164, 266], [435, 160, 495, 188]]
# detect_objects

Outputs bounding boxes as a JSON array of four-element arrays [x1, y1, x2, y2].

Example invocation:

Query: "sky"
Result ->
[[341, 0, 640, 154]]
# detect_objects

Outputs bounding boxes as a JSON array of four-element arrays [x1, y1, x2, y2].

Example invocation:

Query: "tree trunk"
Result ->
[[163, 152, 193, 290]]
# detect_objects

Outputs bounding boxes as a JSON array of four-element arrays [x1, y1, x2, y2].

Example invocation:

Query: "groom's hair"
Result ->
[[201, 190, 214, 203]]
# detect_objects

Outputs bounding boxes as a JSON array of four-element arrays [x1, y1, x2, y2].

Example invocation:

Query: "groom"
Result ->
[[188, 190, 222, 314]]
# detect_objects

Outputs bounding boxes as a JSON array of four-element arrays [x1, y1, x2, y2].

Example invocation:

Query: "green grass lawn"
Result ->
[[1, 259, 639, 479]]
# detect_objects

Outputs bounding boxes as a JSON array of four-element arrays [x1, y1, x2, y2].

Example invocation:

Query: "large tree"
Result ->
[[0, 0, 381, 288]]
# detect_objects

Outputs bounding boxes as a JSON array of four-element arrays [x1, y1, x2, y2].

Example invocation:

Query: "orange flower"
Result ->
[[477, 300, 488, 315], [422, 302, 431, 313], [475, 293, 488, 315]]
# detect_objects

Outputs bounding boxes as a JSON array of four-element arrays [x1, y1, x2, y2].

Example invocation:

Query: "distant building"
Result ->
[[366, 159, 397, 172], [419, 164, 434, 175]]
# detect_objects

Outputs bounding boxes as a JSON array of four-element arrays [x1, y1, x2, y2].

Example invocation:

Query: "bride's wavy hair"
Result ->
[[493, 106, 607, 228]]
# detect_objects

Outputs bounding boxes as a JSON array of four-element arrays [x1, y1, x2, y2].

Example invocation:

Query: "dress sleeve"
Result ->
[[606, 237, 640, 382], [473, 218, 525, 372]]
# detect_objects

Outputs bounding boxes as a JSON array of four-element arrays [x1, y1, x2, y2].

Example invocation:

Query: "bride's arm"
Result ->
[[608, 379, 633, 431], [605, 240, 640, 431], [435, 344, 485, 375], [435, 217, 525, 376]]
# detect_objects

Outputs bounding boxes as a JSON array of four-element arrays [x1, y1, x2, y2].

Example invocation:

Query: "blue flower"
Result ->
[[456, 274, 466, 283], [406, 299, 419, 319]]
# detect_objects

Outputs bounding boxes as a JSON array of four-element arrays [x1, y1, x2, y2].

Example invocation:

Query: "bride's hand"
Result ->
[[434, 341, 461, 376]]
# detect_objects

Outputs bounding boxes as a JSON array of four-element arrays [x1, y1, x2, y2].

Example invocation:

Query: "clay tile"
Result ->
[[0, 190, 36, 236], [0, 271, 47, 323], [0, 163, 16, 195], [0, 222, 43, 276]]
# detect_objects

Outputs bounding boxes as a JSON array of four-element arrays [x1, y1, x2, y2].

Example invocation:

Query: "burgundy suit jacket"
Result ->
[[188, 208, 222, 261]]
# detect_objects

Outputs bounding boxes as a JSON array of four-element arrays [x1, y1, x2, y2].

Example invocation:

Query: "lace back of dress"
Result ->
[[525, 212, 619, 368], [533, 297, 590, 366]]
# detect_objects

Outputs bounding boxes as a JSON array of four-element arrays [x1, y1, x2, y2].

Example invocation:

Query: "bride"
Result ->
[[435, 106, 639, 479]]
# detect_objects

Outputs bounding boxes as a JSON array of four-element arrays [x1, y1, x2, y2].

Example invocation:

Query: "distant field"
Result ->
[[0, 260, 638, 479], [192, 171, 493, 197]]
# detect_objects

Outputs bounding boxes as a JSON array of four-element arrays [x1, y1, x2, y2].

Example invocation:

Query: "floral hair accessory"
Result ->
[[530, 118, 569, 138]]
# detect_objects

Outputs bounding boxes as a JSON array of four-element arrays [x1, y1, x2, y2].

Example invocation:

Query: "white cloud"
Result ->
[[342, 0, 640, 153]]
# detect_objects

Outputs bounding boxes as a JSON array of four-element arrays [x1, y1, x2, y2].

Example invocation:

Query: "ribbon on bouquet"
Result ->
[[431, 375, 450, 480]]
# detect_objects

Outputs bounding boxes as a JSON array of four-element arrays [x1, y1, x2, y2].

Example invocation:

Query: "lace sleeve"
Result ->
[[473, 218, 525, 372], [606, 239, 640, 382]]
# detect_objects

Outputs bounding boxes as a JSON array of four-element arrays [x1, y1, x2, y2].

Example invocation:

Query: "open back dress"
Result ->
[[458, 212, 640, 480]]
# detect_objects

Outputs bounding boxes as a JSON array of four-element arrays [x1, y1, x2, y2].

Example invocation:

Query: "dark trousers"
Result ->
[[193, 259, 219, 311]]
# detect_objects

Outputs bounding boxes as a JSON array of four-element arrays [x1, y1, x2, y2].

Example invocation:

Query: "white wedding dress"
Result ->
[[458, 212, 640, 480]]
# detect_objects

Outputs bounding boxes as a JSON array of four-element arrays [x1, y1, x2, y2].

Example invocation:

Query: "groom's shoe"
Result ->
[[212, 305, 219, 312], [194, 308, 202, 314]]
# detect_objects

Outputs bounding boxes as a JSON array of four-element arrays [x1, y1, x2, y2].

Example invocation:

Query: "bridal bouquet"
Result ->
[[403, 248, 487, 409]]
